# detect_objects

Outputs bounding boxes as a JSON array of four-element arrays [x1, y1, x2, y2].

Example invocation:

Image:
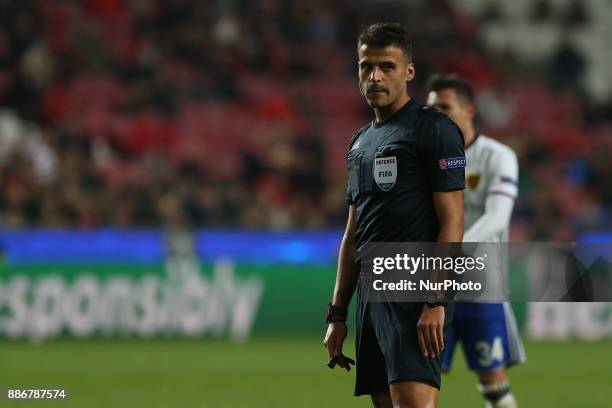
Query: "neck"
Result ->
[[463, 125, 477, 147], [374, 94, 411, 123]]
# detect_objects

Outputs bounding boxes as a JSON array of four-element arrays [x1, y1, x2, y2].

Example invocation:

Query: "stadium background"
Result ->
[[0, 0, 610, 407]]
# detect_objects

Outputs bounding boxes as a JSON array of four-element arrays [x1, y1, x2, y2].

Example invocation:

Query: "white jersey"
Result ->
[[455, 135, 527, 368], [464, 134, 519, 243]]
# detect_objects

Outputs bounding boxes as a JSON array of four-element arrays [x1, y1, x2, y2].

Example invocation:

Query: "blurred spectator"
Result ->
[[0, 0, 610, 239], [550, 36, 585, 93]]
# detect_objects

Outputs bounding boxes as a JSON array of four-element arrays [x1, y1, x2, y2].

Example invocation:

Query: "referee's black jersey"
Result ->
[[346, 99, 465, 255]]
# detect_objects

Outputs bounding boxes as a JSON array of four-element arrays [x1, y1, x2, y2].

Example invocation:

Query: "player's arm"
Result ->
[[323, 205, 358, 369], [464, 149, 519, 242], [463, 194, 514, 242]]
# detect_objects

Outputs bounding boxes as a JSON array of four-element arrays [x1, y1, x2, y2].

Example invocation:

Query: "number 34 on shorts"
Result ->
[[476, 336, 505, 368]]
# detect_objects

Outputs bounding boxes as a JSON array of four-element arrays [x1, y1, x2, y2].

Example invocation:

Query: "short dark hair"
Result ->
[[426, 74, 475, 105], [357, 23, 413, 63]]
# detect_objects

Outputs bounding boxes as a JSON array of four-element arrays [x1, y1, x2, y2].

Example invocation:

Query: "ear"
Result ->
[[466, 103, 476, 120], [405, 63, 415, 82]]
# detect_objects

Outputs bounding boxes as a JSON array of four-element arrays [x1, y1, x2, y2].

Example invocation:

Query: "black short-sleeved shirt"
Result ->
[[346, 99, 465, 255]]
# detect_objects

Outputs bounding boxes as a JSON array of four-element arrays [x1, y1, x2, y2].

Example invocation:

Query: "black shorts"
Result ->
[[354, 296, 454, 396]]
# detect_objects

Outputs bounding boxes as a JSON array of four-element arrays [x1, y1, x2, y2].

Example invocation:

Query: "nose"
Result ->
[[369, 66, 382, 82]]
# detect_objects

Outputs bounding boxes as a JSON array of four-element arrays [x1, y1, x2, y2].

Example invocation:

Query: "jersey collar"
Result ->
[[372, 99, 417, 129]]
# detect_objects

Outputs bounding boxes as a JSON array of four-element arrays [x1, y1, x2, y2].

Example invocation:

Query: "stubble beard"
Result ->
[[367, 94, 393, 109]]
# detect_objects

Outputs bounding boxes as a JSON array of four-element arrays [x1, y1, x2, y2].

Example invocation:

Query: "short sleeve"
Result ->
[[345, 180, 353, 204], [487, 147, 518, 199], [345, 126, 367, 205], [418, 115, 466, 192]]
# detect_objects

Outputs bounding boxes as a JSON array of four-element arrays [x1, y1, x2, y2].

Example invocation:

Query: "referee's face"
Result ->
[[358, 44, 415, 111]]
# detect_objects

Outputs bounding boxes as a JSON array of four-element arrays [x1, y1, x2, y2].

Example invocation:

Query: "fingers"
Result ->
[[324, 336, 337, 357], [327, 355, 338, 369], [429, 324, 440, 357], [422, 323, 435, 357], [339, 355, 352, 372], [325, 327, 354, 371], [331, 335, 343, 358], [436, 321, 445, 354], [418, 305, 446, 358], [418, 320, 444, 358], [335, 354, 349, 370], [332, 343, 348, 369], [328, 353, 355, 371], [334, 354, 355, 371], [324, 323, 347, 357], [323, 331, 332, 353], [417, 322, 428, 358]]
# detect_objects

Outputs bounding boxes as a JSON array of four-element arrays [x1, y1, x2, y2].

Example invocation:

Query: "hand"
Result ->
[[327, 353, 355, 371], [417, 305, 445, 358], [323, 322, 352, 370]]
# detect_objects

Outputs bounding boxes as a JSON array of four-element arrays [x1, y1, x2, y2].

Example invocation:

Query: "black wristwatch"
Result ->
[[425, 301, 448, 308], [325, 303, 348, 323]]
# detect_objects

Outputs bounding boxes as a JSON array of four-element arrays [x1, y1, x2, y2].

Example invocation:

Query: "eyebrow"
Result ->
[[358, 59, 398, 67], [433, 103, 451, 110]]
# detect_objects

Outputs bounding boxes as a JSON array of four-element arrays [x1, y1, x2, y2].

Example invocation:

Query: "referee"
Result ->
[[323, 23, 465, 407]]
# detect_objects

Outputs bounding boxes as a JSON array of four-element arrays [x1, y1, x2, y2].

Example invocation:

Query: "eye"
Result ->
[[436, 104, 450, 113], [360, 62, 372, 71]]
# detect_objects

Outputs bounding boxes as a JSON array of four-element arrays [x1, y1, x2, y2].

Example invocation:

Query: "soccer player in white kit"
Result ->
[[427, 74, 526, 408]]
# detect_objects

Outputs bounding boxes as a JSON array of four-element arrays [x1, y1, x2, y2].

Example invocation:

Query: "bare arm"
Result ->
[[433, 189, 464, 243], [418, 189, 464, 358], [323, 205, 359, 370], [331, 205, 359, 307]]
